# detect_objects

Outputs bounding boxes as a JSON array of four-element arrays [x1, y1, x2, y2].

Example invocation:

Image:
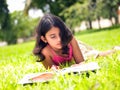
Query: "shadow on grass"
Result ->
[[75, 24, 120, 35]]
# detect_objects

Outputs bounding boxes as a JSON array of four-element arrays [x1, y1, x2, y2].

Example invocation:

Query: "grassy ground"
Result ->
[[0, 28, 120, 90]]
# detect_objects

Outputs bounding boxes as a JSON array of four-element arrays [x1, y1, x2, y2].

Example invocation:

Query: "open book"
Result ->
[[18, 62, 100, 85]]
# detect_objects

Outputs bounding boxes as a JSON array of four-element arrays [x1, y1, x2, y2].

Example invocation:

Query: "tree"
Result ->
[[60, 2, 88, 32], [23, 0, 120, 32], [101, 0, 120, 25], [0, 0, 39, 44], [60, 0, 96, 30], [0, 0, 10, 30], [24, 0, 81, 20], [24, 0, 86, 32], [10, 11, 39, 40], [0, 0, 14, 43]]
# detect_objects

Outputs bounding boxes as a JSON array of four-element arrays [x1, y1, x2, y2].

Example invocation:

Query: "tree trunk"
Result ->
[[114, 15, 119, 24], [97, 16, 101, 29], [85, 21, 89, 29], [24, 0, 32, 16], [110, 17, 114, 26], [88, 18, 92, 29]]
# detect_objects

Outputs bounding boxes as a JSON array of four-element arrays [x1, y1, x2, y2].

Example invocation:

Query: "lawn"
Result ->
[[0, 28, 120, 90]]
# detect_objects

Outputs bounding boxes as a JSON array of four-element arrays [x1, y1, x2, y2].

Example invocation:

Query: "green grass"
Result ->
[[0, 28, 120, 90]]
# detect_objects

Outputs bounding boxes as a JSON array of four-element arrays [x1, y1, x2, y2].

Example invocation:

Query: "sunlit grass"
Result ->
[[75, 28, 120, 50], [0, 28, 120, 90]]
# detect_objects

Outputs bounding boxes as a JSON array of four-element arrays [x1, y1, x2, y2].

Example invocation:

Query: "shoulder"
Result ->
[[70, 37, 78, 45], [41, 46, 55, 69], [69, 36, 80, 51], [41, 45, 51, 57]]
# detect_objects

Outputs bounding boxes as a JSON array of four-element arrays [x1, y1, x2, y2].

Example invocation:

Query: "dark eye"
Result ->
[[50, 35, 56, 39]]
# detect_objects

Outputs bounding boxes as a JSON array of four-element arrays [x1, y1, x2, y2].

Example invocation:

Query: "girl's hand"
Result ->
[[51, 65, 60, 71], [71, 64, 79, 67], [71, 61, 85, 67]]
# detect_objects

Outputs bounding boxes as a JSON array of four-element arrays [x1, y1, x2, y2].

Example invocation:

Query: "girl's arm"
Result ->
[[70, 37, 84, 64], [41, 48, 59, 70]]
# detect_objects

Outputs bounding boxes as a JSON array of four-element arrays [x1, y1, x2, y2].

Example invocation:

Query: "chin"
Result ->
[[57, 47, 62, 49]]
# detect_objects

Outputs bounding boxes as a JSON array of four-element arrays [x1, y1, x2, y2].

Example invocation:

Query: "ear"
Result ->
[[40, 36, 47, 43]]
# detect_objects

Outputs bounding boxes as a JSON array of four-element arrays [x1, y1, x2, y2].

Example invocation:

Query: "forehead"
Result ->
[[46, 27, 60, 36]]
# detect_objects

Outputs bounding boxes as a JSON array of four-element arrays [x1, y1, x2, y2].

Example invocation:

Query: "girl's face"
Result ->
[[43, 27, 62, 51]]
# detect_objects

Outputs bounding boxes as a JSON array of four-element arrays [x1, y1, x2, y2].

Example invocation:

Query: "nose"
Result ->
[[57, 36, 61, 42]]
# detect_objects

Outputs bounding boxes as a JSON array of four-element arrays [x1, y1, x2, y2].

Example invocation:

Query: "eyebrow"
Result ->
[[49, 34, 55, 36]]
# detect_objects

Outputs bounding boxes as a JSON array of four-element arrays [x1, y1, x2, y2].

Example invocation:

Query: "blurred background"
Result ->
[[0, 0, 120, 45]]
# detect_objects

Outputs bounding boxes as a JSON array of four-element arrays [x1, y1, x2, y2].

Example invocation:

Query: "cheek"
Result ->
[[46, 39, 54, 44], [47, 39, 57, 45], [49, 40, 55, 44], [47, 41, 55, 47], [46, 38, 51, 42]]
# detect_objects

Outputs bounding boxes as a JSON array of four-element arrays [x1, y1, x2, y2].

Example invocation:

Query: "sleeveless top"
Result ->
[[48, 44, 73, 65]]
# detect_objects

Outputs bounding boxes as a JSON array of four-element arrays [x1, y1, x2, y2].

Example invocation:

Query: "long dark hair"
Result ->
[[33, 14, 73, 62]]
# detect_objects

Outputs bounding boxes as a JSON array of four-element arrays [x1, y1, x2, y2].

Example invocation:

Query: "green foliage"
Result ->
[[0, 0, 10, 30], [60, 0, 120, 30], [0, 28, 120, 89], [10, 11, 39, 39], [0, 11, 39, 44], [0, 0, 40, 44], [24, 0, 82, 20], [0, 0, 13, 43], [24, 0, 120, 31], [29, 0, 80, 15], [60, 1, 89, 31], [101, 0, 119, 18]]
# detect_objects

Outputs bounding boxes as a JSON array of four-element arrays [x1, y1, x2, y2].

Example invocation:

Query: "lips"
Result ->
[[57, 43, 62, 46]]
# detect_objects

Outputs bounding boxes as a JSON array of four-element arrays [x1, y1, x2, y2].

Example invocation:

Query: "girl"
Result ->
[[33, 14, 84, 69], [33, 14, 120, 70]]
